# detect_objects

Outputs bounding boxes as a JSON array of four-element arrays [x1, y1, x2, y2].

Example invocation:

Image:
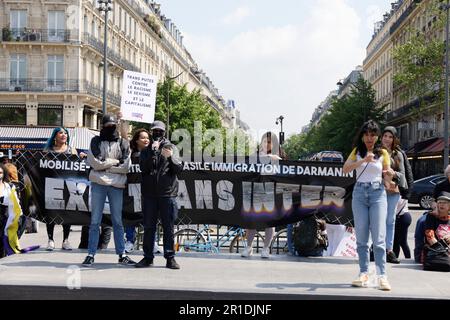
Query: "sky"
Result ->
[[156, 0, 393, 136]]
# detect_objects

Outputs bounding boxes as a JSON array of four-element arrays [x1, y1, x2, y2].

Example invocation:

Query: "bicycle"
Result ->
[[270, 228, 290, 255], [174, 225, 264, 254]]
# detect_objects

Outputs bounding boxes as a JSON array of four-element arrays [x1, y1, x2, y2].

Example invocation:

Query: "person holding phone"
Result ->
[[135, 121, 183, 269], [343, 120, 393, 291]]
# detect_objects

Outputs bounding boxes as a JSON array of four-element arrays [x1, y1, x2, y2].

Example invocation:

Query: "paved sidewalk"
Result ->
[[0, 223, 449, 300]]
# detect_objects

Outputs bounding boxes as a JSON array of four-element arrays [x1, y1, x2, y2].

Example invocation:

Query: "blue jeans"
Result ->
[[142, 196, 178, 260], [88, 183, 125, 256], [352, 181, 387, 276], [386, 193, 400, 251], [414, 213, 428, 263], [125, 226, 136, 243]]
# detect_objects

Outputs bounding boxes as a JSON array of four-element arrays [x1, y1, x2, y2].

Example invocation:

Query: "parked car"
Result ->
[[409, 174, 446, 209]]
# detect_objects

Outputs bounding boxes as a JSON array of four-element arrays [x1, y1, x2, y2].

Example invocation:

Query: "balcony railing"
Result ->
[[2, 28, 71, 43], [390, 0, 422, 35], [0, 78, 121, 106], [0, 78, 79, 92], [82, 33, 140, 72], [83, 80, 121, 106]]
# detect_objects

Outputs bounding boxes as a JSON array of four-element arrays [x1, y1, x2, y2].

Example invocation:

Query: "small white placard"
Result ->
[[120, 70, 157, 124]]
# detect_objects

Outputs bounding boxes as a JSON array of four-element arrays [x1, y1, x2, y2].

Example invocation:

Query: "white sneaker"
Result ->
[[125, 241, 134, 253], [261, 247, 270, 259], [46, 240, 55, 251], [62, 240, 72, 250], [241, 247, 253, 257], [153, 243, 162, 254], [351, 273, 369, 287], [378, 276, 392, 291]]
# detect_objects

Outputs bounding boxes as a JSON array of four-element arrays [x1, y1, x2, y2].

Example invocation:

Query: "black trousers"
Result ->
[[393, 212, 412, 259], [79, 225, 112, 249], [46, 223, 71, 241], [142, 196, 178, 260], [0, 207, 7, 259]]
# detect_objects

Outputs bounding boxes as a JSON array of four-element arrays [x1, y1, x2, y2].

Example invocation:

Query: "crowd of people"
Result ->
[[0, 117, 448, 284]]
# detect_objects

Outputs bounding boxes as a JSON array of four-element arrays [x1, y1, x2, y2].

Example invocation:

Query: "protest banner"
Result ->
[[16, 151, 356, 228]]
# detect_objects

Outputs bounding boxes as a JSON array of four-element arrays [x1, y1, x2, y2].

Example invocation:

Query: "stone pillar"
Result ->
[[26, 103, 38, 126], [63, 103, 77, 127]]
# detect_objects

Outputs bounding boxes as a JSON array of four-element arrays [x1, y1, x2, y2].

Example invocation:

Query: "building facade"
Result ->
[[363, 0, 445, 177], [0, 0, 244, 152]]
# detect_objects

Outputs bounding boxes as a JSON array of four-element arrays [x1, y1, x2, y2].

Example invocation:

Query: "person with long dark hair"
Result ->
[[381, 126, 408, 263], [124, 128, 150, 253], [343, 120, 393, 291], [241, 132, 285, 259]]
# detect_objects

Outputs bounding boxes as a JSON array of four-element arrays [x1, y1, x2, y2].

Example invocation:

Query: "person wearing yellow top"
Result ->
[[343, 120, 394, 291]]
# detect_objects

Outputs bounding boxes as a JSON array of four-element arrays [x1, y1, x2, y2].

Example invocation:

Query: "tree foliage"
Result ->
[[131, 77, 222, 135], [284, 77, 385, 159], [392, 0, 445, 116]]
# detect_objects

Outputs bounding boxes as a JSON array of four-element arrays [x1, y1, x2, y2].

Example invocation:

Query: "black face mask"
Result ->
[[152, 130, 164, 141], [100, 126, 117, 141]]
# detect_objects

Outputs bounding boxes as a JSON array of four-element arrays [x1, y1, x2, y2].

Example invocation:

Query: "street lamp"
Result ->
[[166, 71, 183, 139], [97, 0, 112, 115], [275, 115, 285, 146], [442, 0, 450, 169]]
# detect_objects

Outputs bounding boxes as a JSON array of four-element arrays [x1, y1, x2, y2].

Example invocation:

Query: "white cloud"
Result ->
[[184, 0, 365, 135], [221, 6, 251, 25]]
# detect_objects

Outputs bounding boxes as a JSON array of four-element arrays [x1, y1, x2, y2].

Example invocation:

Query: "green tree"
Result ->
[[283, 132, 316, 160], [285, 77, 385, 158], [131, 77, 222, 135], [392, 0, 445, 117]]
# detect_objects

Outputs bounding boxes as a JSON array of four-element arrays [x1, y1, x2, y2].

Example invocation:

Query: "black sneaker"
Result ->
[[118, 255, 136, 266], [82, 255, 94, 266], [135, 257, 153, 268], [386, 250, 400, 264], [166, 257, 180, 270]]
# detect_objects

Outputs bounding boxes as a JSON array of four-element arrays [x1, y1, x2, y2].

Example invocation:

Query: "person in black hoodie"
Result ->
[[135, 120, 183, 269]]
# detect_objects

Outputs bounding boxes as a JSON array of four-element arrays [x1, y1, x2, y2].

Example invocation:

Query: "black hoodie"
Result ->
[[139, 137, 183, 197]]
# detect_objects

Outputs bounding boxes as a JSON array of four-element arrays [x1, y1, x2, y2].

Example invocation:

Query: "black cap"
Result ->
[[102, 114, 117, 126]]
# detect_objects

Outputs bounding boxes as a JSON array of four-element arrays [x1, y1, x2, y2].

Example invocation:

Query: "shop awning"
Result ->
[[405, 137, 450, 158], [0, 126, 99, 151]]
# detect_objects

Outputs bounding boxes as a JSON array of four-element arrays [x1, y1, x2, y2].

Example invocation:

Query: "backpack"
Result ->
[[398, 149, 414, 199], [423, 240, 450, 272], [293, 215, 328, 252]]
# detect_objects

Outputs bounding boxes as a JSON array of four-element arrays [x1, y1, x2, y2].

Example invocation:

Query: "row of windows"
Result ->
[[0, 106, 100, 129], [9, 54, 64, 82], [0, 107, 61, 126], [10, 10, 64, 31]]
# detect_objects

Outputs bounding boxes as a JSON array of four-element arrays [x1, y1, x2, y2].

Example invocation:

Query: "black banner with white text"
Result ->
[[16, 151, 356, 228]]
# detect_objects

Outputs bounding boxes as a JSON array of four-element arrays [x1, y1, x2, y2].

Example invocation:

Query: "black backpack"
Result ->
[[293, 215, 328, 252], [423, 240, 450, 272]]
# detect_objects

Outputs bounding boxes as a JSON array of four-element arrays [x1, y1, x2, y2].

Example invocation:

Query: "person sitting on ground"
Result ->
[[423, 192, 450, 264], [414, 202, 438, 263]]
